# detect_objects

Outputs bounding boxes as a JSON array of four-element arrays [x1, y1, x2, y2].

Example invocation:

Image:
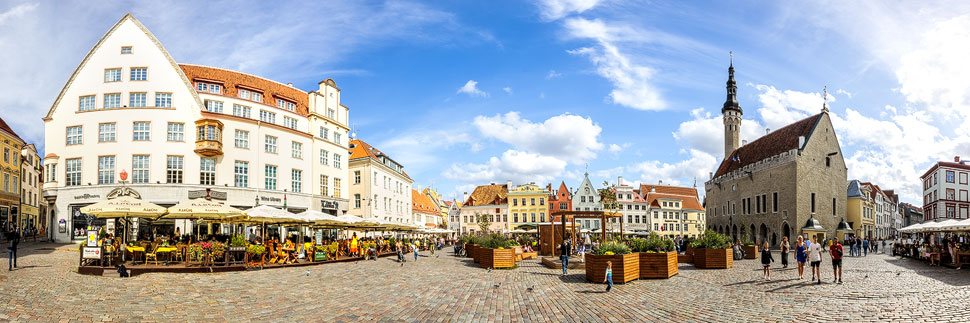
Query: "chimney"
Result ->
[[709, 172, 713, 179], [617, 176, 624, 186], [287, 82, 293, 87], [659, 179, 663, 185], [766, 128, 770, 134], [742, 140, 748, 146], [798, 136, 806, 149], [955, 156, 961, 163], [650, 186, 655, 193], [507, 180, 513, 190], [463, 192, 469, 202], [416, 184, 421, 191]]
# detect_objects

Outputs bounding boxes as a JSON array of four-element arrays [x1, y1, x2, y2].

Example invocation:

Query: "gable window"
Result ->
[[79, 95, 96, 111], [283, 116, 298, 130], [238, 88, 263, 102], [167, 123, 184, 142], [276, 98, 295, 111], [200, 158, 215, 185], [166, 156, 183, 184], [264, 135, 277, 153], [204, 100, 224, 113], [291, 141, 302, 159], [234, 130, 249, 148], [232, 104, 251, 118], [129, 92, 147, 107], [196, 82, 222, 94], [104, 68, 121, 82], [133, 122, 151, 141], [98, 123, 116, 142], [130, 67, 147, 81], [155, 93, 172, 107], [327, 108, 335, 120], [104, 93, 121, 108], [132, 155, 150, 183], [121, 46, 132, 54], [259, 110, 276, 124], [234, 161, 248, 187], [66, 126, 83, 145]]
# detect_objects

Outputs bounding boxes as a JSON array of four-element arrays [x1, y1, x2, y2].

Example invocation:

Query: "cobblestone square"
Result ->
[[2, 243, 969, 322]]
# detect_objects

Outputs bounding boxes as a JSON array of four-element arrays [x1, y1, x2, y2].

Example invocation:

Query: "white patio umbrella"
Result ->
[[920, 219, 960, 232], [80, 195, 167, 261], [944, 218, 970, 231]]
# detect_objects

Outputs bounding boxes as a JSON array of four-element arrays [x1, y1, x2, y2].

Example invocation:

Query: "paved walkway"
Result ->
[[2, 242, 969, 322]]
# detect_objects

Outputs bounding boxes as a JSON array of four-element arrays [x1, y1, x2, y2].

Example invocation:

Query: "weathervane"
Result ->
[[822, 86, 829, 113]]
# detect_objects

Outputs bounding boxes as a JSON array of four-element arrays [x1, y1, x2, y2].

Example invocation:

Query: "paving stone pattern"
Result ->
[[2, 243, 970, 322]]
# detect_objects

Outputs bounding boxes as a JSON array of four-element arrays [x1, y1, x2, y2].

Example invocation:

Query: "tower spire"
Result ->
[[722, 52, 741, 114], [722, 52, 742, 160], [821, 86, 829, 113]]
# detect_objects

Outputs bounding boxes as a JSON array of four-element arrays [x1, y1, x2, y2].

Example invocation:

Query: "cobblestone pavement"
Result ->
[[2, 242, 970, 322]]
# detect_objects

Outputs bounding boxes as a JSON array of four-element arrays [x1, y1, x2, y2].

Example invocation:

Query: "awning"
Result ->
[[80, 196, 166, 218], [161, 198, 247, 221]]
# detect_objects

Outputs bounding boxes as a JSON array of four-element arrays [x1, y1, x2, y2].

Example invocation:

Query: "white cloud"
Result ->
[[752, 84, 829, 132], [0, 3, 37, 25], [546, 69, 563, 79], [473, 111, 604, 164], [627, 149, 718, 188], [380, 130, 476, 175], [672, 108, 766, 159], [836, 89, 852, 99], [502, 87, 512, 94], [895, 14, 970, 116], [564, 18, 665, 111], [444, 150, 568, 184], [457, 80, 488, 97], [607, 143, 622, 153], [536, 0, 604, 21]]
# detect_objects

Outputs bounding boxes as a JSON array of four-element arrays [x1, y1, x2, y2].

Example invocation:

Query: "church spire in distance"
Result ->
[[722, 51, 742, 114]]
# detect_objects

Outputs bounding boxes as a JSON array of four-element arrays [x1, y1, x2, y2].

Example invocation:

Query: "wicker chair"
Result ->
[[144, 242, 160, 265]]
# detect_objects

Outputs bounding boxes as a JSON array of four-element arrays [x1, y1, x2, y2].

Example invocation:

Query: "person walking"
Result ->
[[7, 226, 19, 271], [795, 236, 807, 279], [413, 241, 419, 261], [807, 235, 823, 284], [761, 241, 774, 280], [830, 237, 844, 284], [603, 261, 613, 292], [862, 238, 869, 257], [396, 240, 405, 263], [780, 237, 790, 268], [881, 240, 886, 254], [560, 239, 572, 275]]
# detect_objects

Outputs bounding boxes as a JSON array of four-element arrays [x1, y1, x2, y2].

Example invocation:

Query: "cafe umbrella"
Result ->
[[79, 195, 167, 261], [160, 198, 248, 240]]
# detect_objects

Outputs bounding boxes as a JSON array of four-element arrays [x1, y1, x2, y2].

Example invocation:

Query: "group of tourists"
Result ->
[[761, 235, 843, 284], [844, 236, 882, 257]]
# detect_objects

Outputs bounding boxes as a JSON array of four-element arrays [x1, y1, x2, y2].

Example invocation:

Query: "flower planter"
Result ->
[[742, 245, 758, 259], [480, 248, 516, 269], [693, 248, 733, 269], [469, 244, 481, 263], [677, 254, 693, 264], [228, 246, 246, 252], [639, 251, 678, 279], [585, 253, 639, 284]]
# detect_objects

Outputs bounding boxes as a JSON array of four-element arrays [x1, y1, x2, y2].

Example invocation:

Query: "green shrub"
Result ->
[[593, 241, 631, 255], [628, 238, 648, 252], [230, 235, 248, 247], [689, 230, 732, 249], [630, 233, 676, 253], [246, 244, 265, 256]]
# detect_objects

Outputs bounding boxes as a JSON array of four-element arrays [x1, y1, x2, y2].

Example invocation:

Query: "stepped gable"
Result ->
[[714, 113, 822, 178]]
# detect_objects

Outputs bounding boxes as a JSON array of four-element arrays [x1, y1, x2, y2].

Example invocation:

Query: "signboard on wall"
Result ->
[[82, 247, 101, 259], [58, 219, 66, 233], [86, 230, 97, 247]]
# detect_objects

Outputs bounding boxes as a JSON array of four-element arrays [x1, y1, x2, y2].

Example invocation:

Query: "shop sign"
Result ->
[[321, 200, 338, 209], [86, 229, 98, 247], [259, 196, 282, 203], [314, 251, 327, 261], [82, 247, 101, 259], [315, 231, 323, 245], [188, 189, 227, 200], [74, 193, 101, 200], [58, 219, 66, 233]]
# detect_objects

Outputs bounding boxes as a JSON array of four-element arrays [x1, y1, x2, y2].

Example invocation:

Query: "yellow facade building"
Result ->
[[508, 183, 550, 226], [0, 117, 25, 231], [642, 184, 706, 239], [846, 180, 875, 239]]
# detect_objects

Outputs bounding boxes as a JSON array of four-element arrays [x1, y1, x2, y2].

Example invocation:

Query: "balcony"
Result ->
[[194, 119, 224, 157]]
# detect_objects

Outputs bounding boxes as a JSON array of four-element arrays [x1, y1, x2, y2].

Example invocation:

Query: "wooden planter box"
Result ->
[[677, 254, 693, 263], [639, 252, 678, 279], [469, 244, 481, 263], [742, 245, 758, 259], [585, 253, 639, 284], [480, 248, 515, 269], [685, 245, 694, 257], [693, 248, 733, 269]]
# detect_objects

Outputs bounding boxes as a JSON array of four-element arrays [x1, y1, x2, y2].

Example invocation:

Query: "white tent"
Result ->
[[243, 205, 301, 224], [944, 218, 970, 231], [919, 219, 960, 232]]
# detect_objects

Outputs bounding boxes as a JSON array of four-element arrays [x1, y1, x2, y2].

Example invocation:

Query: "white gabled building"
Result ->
[[572, 172, 602, 231], [42, 14, 350, 242], [347, 139, 413, 225]]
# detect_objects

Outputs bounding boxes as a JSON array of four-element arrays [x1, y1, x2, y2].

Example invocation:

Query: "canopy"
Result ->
[[900, 222, 928, 233], [243, 205, 302, 224], [161, 198, 247, 221], [79, 196, 166, 218], [351, 218, 386, 229], [943, 218, 970, 231], [295, 209, 340, 224], [920, 219, 960, 232], [332, 214, 365, 226]]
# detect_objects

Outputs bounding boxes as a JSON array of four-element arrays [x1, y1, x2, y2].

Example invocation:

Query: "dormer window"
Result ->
[[197, 82, 222, 94], [238, 88, 263, 102], [276, 98, 295, 112]]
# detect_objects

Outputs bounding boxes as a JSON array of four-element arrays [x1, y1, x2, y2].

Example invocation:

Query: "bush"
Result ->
[[632, 232, 676, 253], [593, 241, 631, 255], [230, 235, 248, 247], [246, 244, 265, 256], [479, 234, 516, 249], [689, 230, 732, 249]]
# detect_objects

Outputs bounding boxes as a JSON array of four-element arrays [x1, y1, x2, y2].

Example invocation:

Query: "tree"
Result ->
[[598, 181, 618, 241], [476, 212, 491, 234]]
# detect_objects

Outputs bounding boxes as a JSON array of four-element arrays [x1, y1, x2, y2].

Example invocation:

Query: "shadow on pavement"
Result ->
[[883, 257, 970, 287]]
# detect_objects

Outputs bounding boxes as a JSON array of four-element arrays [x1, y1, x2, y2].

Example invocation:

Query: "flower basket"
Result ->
[[639, 251, 678, 279], [693, 248, 733, 269], [585, 253, 639, 283]]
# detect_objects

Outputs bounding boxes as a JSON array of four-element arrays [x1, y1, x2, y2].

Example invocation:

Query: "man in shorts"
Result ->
[[830, 237, 843, 284], [807, 235, 823, 284]]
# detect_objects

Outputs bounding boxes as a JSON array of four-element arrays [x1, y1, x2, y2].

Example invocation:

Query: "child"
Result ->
[[603, 261, 613, 292], [761, 241, 774, 280]]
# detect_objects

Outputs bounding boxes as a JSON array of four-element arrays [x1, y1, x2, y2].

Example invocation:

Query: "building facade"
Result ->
[[573, 172, 602, 231], [920, 157, 970, 222], [347, 139, 413, 225], [42, 14, 351, 242], [606, 177, 648, 233], [547, 181, 572, 220], [422, 187, 450, 220], [846, 180, 875, 239], [642, 184, 705, 239], [411, 189, 442, 229], [900, 202, 923, 227], [446, 200, 461, 233], [0, 117, 24, 231], [20, 144, 41, 235], [705, 62, 847, 245], [508, 183, 549, 226], [460, 183, 508, 234]]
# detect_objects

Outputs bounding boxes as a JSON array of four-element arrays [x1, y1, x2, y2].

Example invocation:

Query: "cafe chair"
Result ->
[[145, 243, 160, 266]]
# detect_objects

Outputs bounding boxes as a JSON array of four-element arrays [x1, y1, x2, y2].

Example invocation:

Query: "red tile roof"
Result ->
[[44, 153, 59, 159], [639, 184, 699, 198], [714, 113, 822, 178], [645, 192, 704, 211], [0, 117, 24, 143], [412, 189, 439, 215], [463, 184, 508, 207], [348, 139, 412, 181], [640, 184, 703, 211], [179, 64, 309, 117]]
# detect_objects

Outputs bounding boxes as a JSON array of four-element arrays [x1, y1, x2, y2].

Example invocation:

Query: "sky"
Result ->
[[2, 0, 970, 205]]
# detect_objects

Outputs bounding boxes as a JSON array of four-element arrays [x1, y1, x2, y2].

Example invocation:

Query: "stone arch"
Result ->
[[760, 223, 769, 246], [732, 224, 738, 240], [749, 224, 756, 243], [782, 222, 791, 241]]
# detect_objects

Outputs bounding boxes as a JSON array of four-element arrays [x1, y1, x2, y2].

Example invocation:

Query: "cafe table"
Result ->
[[126, 245, 146, 263], [156, 246, 178, 265]]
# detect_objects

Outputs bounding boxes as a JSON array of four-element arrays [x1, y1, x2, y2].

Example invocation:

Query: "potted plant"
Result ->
[[246, 244, 265, 267], [741, 238, 758, 259], [631, 233, 678, 279], [689, 231, 733, 269], [479, 234, 516, 269], [229, 235, 247, 252], [585, 240, 639, 283]]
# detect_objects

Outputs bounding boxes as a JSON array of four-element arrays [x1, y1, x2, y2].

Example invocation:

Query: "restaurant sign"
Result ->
[[320, 200, 338, 210], [74, 193, 101, 200], [188, 189, 227, 200], [82, 247, 101, 259], [259, 196, 282, 203]]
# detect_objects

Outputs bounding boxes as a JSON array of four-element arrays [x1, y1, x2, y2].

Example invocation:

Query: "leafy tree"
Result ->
[[476, 212, 491, 234]]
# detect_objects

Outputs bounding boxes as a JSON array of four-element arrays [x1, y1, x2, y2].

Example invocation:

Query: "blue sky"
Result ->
[[3, 0, 970, 205]]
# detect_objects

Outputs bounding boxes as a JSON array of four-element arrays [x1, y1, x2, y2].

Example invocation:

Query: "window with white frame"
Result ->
[[121, 46, 132, 54], [234, 161, 248, 187], [334, 133, 341, 146], [129, 92, 147, 107], [130, 67, 147, 81], [79, 95, 96, 111], [276, 99, 295, 111], [133, 122, 150, 141], [265, 135, 277, 153], [327, 108, 335, 120], [204, 100, 224, 113], [200, 158, 215, 185], [320, 127, 328, 140], [97, 156, 114, 184], [259, 110, 275, 124], [239, 88, 263, 102], [320, 175, 329, 197], [234, 130, 249, 148], [104, 68, 121, 82], [292, 169, 302, 193], [333, 178, 341, 198], [252, 92, 262, 101], [333, 154, 341, 169], [104, 93, 121, 108], [353, 171, 361, 184], [196, 82, 222, 94], [167, 123, 184, 142], [283, 116, 298, 130], [166, 156, 183, 184], [66, 126, 82, 145], [65, 158, 81, 186], [132, 155, 150, 183], [232, 104, 251, 118], [98, 123, 115, 142], [265, 165, 277, 190], [291, 141, 302, 159], [354, 194, 361, 209], [319, 149, 328, 165], [155, 93, 172, 108]]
